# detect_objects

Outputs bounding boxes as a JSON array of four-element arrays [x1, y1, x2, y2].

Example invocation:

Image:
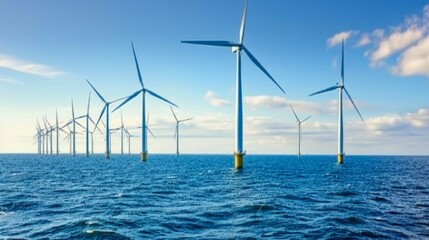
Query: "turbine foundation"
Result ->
[[337, 154, 344, 164], [105, 151, 110, 159], [234, 152, 244, 169], [141, 151, 147, 161]]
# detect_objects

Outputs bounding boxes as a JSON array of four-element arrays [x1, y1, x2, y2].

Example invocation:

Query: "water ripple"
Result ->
[[0, 154, 428, 239]]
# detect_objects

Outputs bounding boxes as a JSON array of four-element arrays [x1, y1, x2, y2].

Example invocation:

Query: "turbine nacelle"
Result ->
[[232, 45, 242, 53]]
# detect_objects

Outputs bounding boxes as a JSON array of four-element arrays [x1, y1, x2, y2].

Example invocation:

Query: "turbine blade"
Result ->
[[242, 46, 285, 94], [290, 105, 300, 122], [302, 115, 311, 123], [181, 40, 235, 47], [343, 88, 365, 123], [61, 120, 72, 129], [86, 79, 107, 103], [71, 100, 75, 119], [341, 39, 344, 84], [145, 89, 178, 108], [59, 128, 68, 134], [174, 126, 177, 139], [170, 106, 178, 121], [131, 42, 144, 88], [147, 127, 156, 139], [309, 85, 339, 96], [89, 116, 103, 134], [76, 121, 85, 129], [179, 118, 192, 122], [239, 0, 248, 44], [94, 105, 107, 132], [87, 91, 91, 115], [75, 115, 86, 120], [112, 90, 142, 112], [109, 96, 128, 105]]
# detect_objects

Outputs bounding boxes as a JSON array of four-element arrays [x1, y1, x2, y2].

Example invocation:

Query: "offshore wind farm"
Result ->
[[0, 0, 428, 239]]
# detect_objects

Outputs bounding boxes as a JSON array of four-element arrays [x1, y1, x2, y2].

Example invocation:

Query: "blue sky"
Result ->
[[0, 0, 428, 155]]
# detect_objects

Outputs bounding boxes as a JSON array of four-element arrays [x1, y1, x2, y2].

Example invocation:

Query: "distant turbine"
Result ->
[[309, 39, 364, 164], [55, 109, 59, 154], [290, 105, 311, 158], [170, 106, 192, 156], [182, 0, 285, 169], [112, 43, 177, 161], [34, 119, 42, 154], [124, 127, 138, 154], [75, 92, 100, 157], [86, 79, 124, 159], [42, 117, 51, 155], [64, 126, 81, 155]]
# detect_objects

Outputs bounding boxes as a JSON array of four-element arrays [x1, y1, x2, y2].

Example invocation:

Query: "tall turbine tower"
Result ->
[[112, 43, 177, 161], [290, 105, 311, 158], [309, 39, 364, 164], [170, 106, 192, 156], [86, 79, 124, 159], [182, 0, 285, 169]]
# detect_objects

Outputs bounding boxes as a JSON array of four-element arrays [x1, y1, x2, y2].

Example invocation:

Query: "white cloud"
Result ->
[[372, 29, 385, 40], [357, 33, 371, 47], [327, 31, 357, 48], [363, 4, 429, 75], [0, 77, 24, 85], [0, 54, 64, 78], [365, 108, 429, 133], [369, 27, 423, 64], [391, 36, 429, 76], [244, 95, 324, 114], [204, 91, 231, 107]]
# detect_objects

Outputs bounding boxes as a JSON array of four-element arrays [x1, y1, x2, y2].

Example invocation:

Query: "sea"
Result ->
[[0, 154, 428, 239]]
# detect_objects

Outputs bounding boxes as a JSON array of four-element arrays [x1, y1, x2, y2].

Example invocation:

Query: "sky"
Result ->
[[0, 0, 428, 155]]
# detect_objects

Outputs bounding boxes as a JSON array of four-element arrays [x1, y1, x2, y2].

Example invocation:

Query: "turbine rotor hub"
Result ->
[[231, 45, 242, 53]]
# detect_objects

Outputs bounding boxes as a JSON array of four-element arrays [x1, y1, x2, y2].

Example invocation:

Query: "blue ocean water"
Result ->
[[0, 154, 428, 239]]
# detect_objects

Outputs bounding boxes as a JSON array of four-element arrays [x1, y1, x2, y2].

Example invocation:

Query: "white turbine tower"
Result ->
[[86, 79, 124, 159], [55, 109, 59, 154], [34, 120, 42, 154], [42, 117, 51, 155], [309, 39, 364, 164], [182, 0, 285, 169], [75, 92, 100, 157], [290, 105, 311, 158], [112, 43, 177, 161], [170, 106, 192, 156]]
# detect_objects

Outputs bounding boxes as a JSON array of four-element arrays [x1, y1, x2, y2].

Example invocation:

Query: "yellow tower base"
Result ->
[[234, 152, 244, 169], [105, 151, 110, 159], [337, 154, 344, 164], [141, 152, 147, 161]]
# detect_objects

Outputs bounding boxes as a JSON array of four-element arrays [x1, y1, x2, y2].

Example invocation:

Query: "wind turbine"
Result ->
[[182, 0, 285, 169], [309, 39, 364, 164], [170, 106, 192, 156], [75, 92, 100, 157], [86, 79, 124, 159], [112, 43, 177, 161], [124, 127, 138, 154], [290, 105, 311, 158], [34, 120, 42, 154], [55, 110, 59, 154], [62, 100, 85, 156], [42, 117, 50, 155], [50, 110, 67, 155]]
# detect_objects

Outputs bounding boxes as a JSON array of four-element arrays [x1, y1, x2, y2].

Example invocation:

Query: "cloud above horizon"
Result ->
[[0, 54, 64, 78], [0, 77, 24, 85], [327, 31, 358, 48], [204, 91, 231, 107], [338, 4, 429, 77]]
